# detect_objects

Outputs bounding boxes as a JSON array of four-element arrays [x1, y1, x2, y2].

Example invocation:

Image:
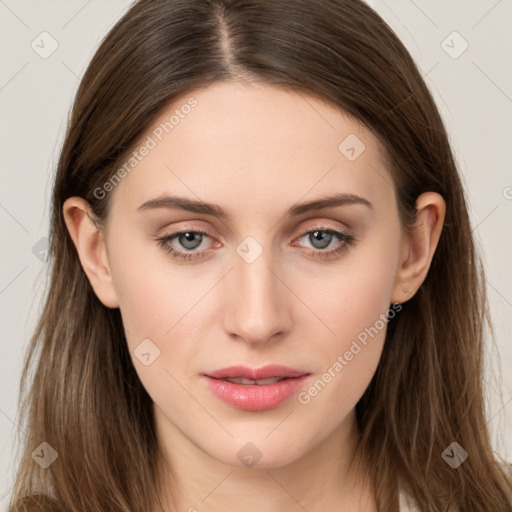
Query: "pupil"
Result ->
[[179, 232, 202, 250], [310, 230, 331, 249]]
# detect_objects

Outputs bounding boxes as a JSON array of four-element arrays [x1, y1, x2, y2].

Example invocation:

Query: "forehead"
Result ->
[[107, 81, 395, 221]]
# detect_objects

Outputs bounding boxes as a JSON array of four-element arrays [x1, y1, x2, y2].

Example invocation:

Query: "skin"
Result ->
[[64, 81, 445, 512]]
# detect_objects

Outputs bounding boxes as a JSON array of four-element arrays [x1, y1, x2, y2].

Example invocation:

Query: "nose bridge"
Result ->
[[223, 238, 291, 343]]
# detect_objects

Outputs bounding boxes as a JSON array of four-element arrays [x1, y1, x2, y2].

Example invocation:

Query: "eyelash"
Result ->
[[155, 227, 356, 262]]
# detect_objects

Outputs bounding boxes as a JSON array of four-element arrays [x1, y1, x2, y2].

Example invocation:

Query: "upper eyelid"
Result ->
[[158, 226, 350, 240], [158, 218, 352, 239]]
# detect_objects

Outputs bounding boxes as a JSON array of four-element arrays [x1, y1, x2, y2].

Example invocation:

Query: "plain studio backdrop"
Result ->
[[0, 0, 511, 507]]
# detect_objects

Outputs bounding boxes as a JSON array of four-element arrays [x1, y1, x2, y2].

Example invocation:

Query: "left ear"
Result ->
[[391, 192, 446, 303]]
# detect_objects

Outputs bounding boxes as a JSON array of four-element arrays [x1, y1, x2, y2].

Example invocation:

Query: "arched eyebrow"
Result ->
[[137, 192, 373, 218]]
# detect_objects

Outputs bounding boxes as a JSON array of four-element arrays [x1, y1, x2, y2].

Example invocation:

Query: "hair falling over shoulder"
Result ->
[[9, 1, 512, 511]]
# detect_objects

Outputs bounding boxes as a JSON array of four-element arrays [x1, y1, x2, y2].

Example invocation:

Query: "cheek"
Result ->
[[302, 241, 397, 344], [107, 235, 224, 392], [107, 232, 202, 341], [111, 267, 168, 342], [294, 239, 399, 404], [107, 246, 204, 401]]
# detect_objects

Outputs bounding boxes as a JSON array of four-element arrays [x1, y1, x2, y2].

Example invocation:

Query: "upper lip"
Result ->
[[205, 365, 309, 380]]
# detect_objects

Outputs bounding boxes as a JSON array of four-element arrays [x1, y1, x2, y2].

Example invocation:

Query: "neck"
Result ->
[[153, 407, 378, 512]]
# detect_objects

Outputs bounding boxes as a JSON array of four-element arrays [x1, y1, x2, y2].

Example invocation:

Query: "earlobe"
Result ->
[[63, 197, 119, 308], [391, 192, 446, 304]]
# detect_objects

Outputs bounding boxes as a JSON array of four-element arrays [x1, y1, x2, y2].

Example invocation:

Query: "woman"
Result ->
[[10, 0, 512, 510]]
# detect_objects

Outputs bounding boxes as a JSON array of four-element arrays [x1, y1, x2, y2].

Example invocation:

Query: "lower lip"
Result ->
[[202, 375, 311, 411]]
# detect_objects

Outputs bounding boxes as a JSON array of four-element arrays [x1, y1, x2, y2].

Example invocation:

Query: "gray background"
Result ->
[[0, 0, 511, 507]]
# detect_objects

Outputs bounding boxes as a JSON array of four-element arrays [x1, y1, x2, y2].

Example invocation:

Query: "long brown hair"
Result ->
[[10, 0, 512, 510]]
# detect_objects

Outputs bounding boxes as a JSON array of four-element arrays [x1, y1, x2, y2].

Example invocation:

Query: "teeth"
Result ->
[[222, 377, 286, 385]]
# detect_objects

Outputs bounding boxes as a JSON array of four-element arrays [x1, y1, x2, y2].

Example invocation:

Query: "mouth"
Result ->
[[218, 376, 288, 385], [202, 365, 311, 411]]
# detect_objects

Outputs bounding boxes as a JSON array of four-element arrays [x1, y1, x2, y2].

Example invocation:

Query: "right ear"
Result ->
[[63, 197, 119, 308]]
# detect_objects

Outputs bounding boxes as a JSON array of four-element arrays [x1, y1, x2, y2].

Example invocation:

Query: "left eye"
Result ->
[[171, 231, 206, 250], [292, 228, 356, 259], [155, 227, 356, 261], [298, 229, 345, 250]]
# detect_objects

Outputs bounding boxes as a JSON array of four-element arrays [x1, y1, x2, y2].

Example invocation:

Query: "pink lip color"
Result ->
[[202, 365, 311, 411]]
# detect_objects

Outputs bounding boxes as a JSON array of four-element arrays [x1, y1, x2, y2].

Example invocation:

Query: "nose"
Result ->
[[223, 245, 293, 345]]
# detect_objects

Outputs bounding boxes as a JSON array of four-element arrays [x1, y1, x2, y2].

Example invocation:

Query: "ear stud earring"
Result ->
[[392, 289, 410, 306]]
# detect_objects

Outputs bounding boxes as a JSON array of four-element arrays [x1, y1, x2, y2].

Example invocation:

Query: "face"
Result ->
[[83, 81, 410, 468]]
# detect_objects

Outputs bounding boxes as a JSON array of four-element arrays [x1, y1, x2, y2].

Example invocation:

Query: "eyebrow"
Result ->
[[137, 192, 373, 218]]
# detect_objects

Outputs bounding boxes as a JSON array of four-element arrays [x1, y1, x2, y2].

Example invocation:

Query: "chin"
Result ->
[[205, 436, 310, 469]]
